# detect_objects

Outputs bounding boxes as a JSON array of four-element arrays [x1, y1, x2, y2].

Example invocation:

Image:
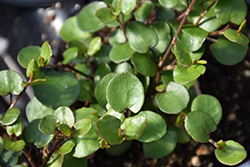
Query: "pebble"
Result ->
[[191, 156, 201, 167]]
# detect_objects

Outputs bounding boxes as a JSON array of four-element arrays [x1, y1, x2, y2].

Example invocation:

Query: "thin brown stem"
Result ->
[[22, 148, 37, 167], [149, 47, 159, 63], [206, 36, 218, 43], [116, 18, 128, 42], [9, 86, 28, 109], [209, 24, 230, 36], [194, 1, 216, 26]]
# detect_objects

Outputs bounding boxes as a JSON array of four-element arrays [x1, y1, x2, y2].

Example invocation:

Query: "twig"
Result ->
[[149, 47, 159, 63], [22, 148, 37, 167], [9, 86, 28, 109], [194, 1, 216, 26], [116, 18, 128, 42], [206, 37, 218, 43], [209, 24, 230, 36]]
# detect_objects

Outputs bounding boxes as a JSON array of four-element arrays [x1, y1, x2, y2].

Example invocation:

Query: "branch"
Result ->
[[194, 1, 216, 26], [22, 148, 37, 167]]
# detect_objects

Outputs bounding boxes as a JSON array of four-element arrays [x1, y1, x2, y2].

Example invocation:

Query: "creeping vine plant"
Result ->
[[0, 0, 248, 166]]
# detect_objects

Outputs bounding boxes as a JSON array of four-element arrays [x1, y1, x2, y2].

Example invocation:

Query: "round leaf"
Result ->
[[223, 29, 249, 46], [77, 2, 106, 32], [26, 97, 55, 123], [104, 108, 125, 122], [57, 139, 76, 155], [169, 125, 191, 144], [95, 7, 116, 24], [109, 42, 135, 64], [73, 118, 93, 136], [39, 115, 59, 135], [134, 1, 154, 22], [74, 107, 98, 122], [138, 111, 167, 143], [94, 44, 112, 63], [121, 0, 136, 15], [114, 62, 136, 74], [63, 152, 87, 167], [0, 70, 24, 96], [131, 52, 158, 77], [40, 41, 52, 66], [17, 46, 40, 68], [96, 115, 123, 144], [106, 72, 145, 113], [33, 69, 80, 109], [215, 140, 247, 166], [25, 119, 54, 148], [2, 138, 25, 152], [2, 108, 21, 126], [120, 115, 147, 140], [173, 42, 192, 66], [109, 28, 126, 46], [184, 111, 217, 142], [78, 80, 91, 102], [87, 36, 102, 56], [54, 107, 75, 128], [62, 47, 78, 64], [126, 21, 158, 53], [94, 62, 111, 82], [143, 130, 177, 158], [156, 82, 190, 114], [156, 4, 176, 22], [191, 94, 222, 125], [210, 36, 248, 65], [26, 59, 40, 80], [6, 116, 24, 137], [159, 0, 178, 8], [58, 124, 71, 137]]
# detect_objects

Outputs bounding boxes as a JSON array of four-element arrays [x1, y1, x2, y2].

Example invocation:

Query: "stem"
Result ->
[[62, 64, 93, 79], [116, 18, 128, 42], [22, 148, 37, 167], [194, 1, 216, 26], [149, 47, 159, 63], [9, 86, 28, 109], [86, 56, 95, 78], [206, 37, 218, 43], [208, 138, 219, 149], [209, 24, 230, 36]]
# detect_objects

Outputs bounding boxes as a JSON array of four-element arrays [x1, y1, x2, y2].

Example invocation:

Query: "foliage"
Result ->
[[0, 0, 248, 166]]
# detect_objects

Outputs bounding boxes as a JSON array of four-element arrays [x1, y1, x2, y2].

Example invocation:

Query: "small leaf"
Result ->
[[114, 62, 136, 74], [39, 115, 59, 135], [126, 21, 158, 53], [73, 118, 92, 136], [94, 62, 111, 82], [156, 82, 190, 114], [94, 44, 112, 63], [47, 152, 63, 167], [161, 70, 173, 86], [156, 4, 176, 22], [173, 42, 192, 66], [77, 1, 106, 32], [210, 36, 248, 65], [53, 107, 75, 128], [106, 72, 144, 113], [184, 111, 217, 142], [215, 140, 247, 166], [104, 108, 125, 122], [58, 124, 71, 137], [109, 42, 135, 63], [2, 138, 25, 152], [134, 1, 154, 22], [223, 29, 249, 46], [95, 7, 116, 24], [169, 125, 191, 144], [159, 0, 178, 8], [17, 46, 40, 68], [40, 41, 52, 66], [109, 28, 126, 46], [138, 111, 167, 143], [6, 116, 24, 137], [87, 36, 102, 56], [62, 47, 78, 64], [74, 107, 98, 122], [57, 138, 76, 155], [26, 59, 40, 80], [0, 70, 24, 96], [120, 115, 147, 140], [143, 130, 177, 158], [2, 108, 21, 126], [78, 80, 91, 102], [121, 0, 136, 15]]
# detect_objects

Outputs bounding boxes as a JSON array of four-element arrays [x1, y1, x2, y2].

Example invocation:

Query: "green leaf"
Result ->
[[106, 72, 144, 113], [156, 82, 190, 114], [215, 140, 247, 166], [26, 59, 40, 80], [121, 0, 136, 15], [169, 125, 191, 144], [57, 138, 76, 155], [78, 80, 91, 102], [53, 107, 75, 128], [95, 73, 116, 109], [143, 130, 177, 158], [126, 21, 158, 53], [94, 44, 112, 63], [223, 29, 249, 46], [2, 108, 21, 126], [94, 62, 111, 82], [73, 118, 92, 136], [134, 1, 154, 22], [104, 108, 125, 122], [156, 3, 176, 22], [87, 36, 103, 56], [174, 64, 206, 84], [215, 0, 247, 25], [74, 107, 98, 122], [191, 94, 222, 125], [210, 36, 248, 65], [109, 28, 126, 46], [33, 69, 80, 109], [109, 42, 135, 64], [159, 0, 178, 8], [0, 70, 24, 96], [40, 41, 52, 66], [173, 42, 192, 66], [62, 47, 78, 64], [2, 138, 25, 152], [177, 25, 208, 52], [0, 150, 22, 166], [77, 2, 106, 32], [25, 97, 55, 123], [95, 7, 116, 24], [106, 140, 132, 156], [63, 152, 87, 167], [114, 62, 136, 74], [184, 111, 217, 142], [17, 46, 40, 68], [150, 22, 171, 54], [161, 70, 173, 86], [180, 0, 207, 10], [96, 115, 123, 144], [138, 111, 167, 143], [120, 115, 147, 140], [6, 116, 24, 137], [131, 52, 158, 77], [47, 152, 63, 167], [60, 16, 91, 41], [58, 124, 71, 137], [107, 13, 132, 27], [189, 45, 205, 62], [0, 137, 3, 154], [39, 115, 59, 135]]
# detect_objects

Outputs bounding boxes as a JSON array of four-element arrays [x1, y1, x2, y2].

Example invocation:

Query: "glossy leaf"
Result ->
[[57, 138, 76, 155], [0, 150, 22, 166], [191, 94, 222, 125], [107, 13, 132, 27], [33, 69, 80, 109], [156, 4, 176, 22], [47, 152, 63, 167], [73, 118, 92, 136], [177, 25, 208, 52], [156, 82, 189, 114], [215, 140, 247, 166], [134, 1, 154, 22], [26, 59, 40, 80], [159, 0, 178, 8], [62, 47, 78, 64], [169, 125, 191, 144], [138, 111, 167, 143], [78, 80, 91, 102], [105, 108, 125, 122], [109, 28, 126, 46], [95, 73, 116, 109], [121, 0, 136, 15], [223, 29, 249, 46], [6, 116, 24, 137], [40, 41, 52, 66], [189, 45, 205, 62], [114, 62, 136, 74], [173, 64, 206, 84], [74, 107, 98, 122], [143, 130, 177, 158], [131, 52, 158, 77], [0, 70, 24, 96], [39, 115, 59, 135], [120, 115, 147, 140], [0, 137, 3, 154], [215, 0, 247, 25], [94, 62, 111, 82], [210, 36, 248, 65], [94, 44, 112, 63], [58, 124, 71, 137], [161, 70, 173, 86], [173, 42, 192, 66], [184, 111, 217, 142], [77, 2, 106, 32], [126, 21, 158, 53], [60, 16, 91, 41], [17, 46, 40, 68], [26, 97, 55, 123], [106, 72, 144, 113], [87, 36, 102, 56], [96, 115, 123, 144], [2, 138, 25, 152], [63, 152, 87, 167], [109, 42, 135, 63], [2, 108, 21, 126], [95, 7, 116, 24], [53, 107, 74, 128], [180, 0, 207, 11]]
